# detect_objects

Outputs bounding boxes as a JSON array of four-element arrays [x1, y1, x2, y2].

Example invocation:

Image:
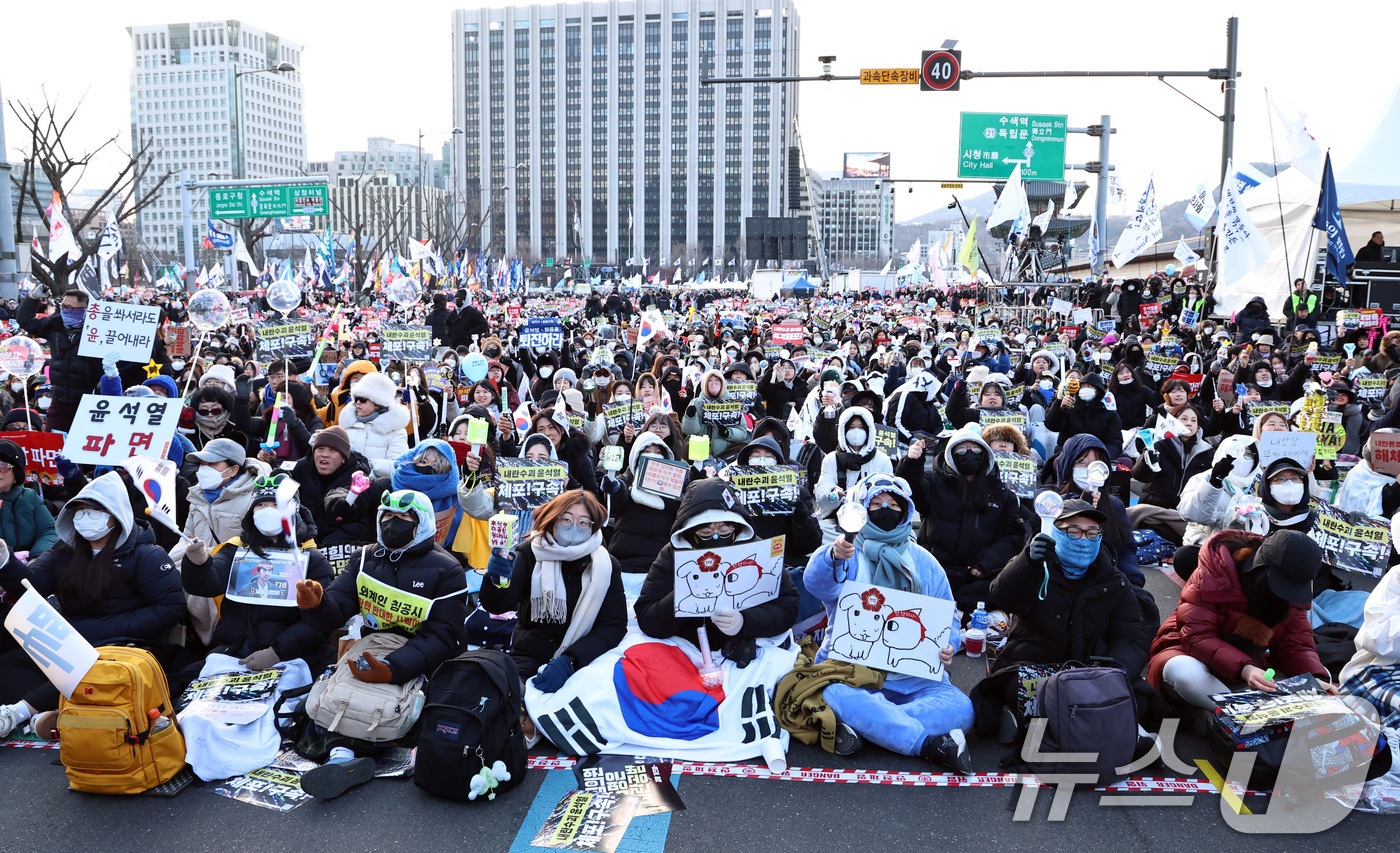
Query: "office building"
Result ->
[[128, 20, 306, 256], [326, 137, 447, 192], [451, 0, 800, 264], [807, 169, 894, 268]]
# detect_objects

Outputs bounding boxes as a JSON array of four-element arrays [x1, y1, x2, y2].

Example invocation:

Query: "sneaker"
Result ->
[[923, 730, 974, 776], [0, 703, 29, 739], [833, 721, 862, 756], [29, 710, 59, 741], [300, 757, 376, 800]]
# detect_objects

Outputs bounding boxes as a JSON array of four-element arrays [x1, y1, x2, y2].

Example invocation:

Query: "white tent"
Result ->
[[1336, 83, 1400, 248], [1212, 167, 1319, 318]]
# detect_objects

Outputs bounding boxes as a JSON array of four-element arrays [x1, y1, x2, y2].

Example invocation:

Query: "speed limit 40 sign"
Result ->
[[920, 49, 961, 91]]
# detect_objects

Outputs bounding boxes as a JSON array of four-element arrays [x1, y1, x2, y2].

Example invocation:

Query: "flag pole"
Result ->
[[1263, 89, 1295, 297]]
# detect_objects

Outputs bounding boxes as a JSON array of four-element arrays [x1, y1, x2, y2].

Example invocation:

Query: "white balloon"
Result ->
[[0, 336, 45, 378], [266, 279, 302, 315], [387, 276, 423, 307], [187, 289, 232, 332]]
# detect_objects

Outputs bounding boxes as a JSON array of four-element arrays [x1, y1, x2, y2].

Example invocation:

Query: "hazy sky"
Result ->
[[4, 0, 1397, 222]]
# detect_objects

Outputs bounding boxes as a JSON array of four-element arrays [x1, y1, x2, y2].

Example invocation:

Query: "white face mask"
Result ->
[[846, 428, 868, 448], [73, 508, 112, 541], [1256, 376, 1273, 388], [1072, 468, 1095, 490], [1232, 457, 1255, 478], [1039, 379, 1053, 390], [1078, 387, 1096, 402], [540, 367, 554, 378], [9, 382, 21, 393], [253, 507, 284, 537], [37, 397, 51, 411], [1271, 481, 1304, 505], [749, 455, 777, 467], [171, 360, 186, 371], [614, 393, 631, 403], [196, 465, 231, 491]]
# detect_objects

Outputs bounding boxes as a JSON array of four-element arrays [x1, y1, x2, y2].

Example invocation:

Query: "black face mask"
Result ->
[[868, 506, 903, 531], [380, 517, 418, 550], [690, 530, 737, 549], [486, 347, 501, 358], [413, 463, 437, 477], [953, 450, 986, 475]]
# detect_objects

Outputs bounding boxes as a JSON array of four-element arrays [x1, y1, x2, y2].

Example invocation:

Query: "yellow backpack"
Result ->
[[57, 646, 187, 794]]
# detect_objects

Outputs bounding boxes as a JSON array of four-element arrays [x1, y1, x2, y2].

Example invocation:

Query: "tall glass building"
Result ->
[[451, 1, 800, 266]]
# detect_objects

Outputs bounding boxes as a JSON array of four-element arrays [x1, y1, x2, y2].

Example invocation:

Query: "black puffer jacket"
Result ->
[[480, 541, 627, 669], [896, 435, 1026, 588], [181, 511, 336, 665], [734, 436, 824, 568], [17, 296, 102, 403], [306, 503, 467, 683], [883, 377, 945, 443], [1043, 373, 1124, 458], [635, 478, 799, 647], [290, 450, 375, 544], [604, 433, 688, 574], [990, 542, 1150, 676]]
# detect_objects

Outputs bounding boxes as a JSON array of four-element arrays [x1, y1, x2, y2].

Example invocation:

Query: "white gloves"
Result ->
[[710, 608, 744, 636], [102, 350, 121, 378]]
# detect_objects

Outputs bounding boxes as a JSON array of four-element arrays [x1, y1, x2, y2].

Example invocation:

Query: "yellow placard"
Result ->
[[356, 569, 433, 633]]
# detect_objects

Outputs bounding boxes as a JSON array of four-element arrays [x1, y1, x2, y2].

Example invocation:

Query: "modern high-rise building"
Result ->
[[320, 137, 448, 192], [128, 20, 306, 256], [807, 168, 895, 268], [450, 0, 800, 265]]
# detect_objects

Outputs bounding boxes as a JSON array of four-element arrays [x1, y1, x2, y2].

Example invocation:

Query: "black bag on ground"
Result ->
[[414, 649, 527, 801], [1314, 622, 1360, 682], [1028, 666, 1137, 786]]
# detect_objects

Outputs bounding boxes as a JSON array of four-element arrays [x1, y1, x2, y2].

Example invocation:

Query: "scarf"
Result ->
[[196, 411, 231, 442], [861, 519, 920, 594], [1051, 527, 1099, 579], [529, 529, 610, 659], [836, 447, 876, 471]]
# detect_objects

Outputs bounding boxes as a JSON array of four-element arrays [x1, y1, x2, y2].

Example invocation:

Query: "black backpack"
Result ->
[[1029, 667, 1137, 786], [414, 650, 527, 802]]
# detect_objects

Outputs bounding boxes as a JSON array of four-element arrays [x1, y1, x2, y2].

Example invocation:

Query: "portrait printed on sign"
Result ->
[[225, 549, 307, 607]]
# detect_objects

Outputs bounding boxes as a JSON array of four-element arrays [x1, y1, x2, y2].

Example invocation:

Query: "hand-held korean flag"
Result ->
[[638, 309, 669, 345], [4, 580, 99, 700]]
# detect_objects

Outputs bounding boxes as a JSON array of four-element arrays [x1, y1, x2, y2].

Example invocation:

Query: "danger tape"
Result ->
[[525, 755, 1248, 794]]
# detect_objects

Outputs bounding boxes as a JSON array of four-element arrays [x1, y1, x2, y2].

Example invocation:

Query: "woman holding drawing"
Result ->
[[802, 474, 974, 773]]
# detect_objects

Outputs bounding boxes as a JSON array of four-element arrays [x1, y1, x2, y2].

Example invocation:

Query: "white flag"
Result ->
[[97, 203, 123, 261], [1266, 91, 1324, 184], [1216, 160, 1272, 286], [1111, 179, 1162, 268], [4, 583, 99, 700], [234, 230, 258, 269], [987, 163, 1030, 238], [1106, 175, 1127, 214], [408, 238, 431, 261], [905, 238, 922, 265], [1032, 200, 1055, 233], [1173, 237, 1202, 271], [1183, 182, 1217, 232], [45, 192, 81, 263], [1062, 181, 1076, 214], [122, 455, 178, 524]]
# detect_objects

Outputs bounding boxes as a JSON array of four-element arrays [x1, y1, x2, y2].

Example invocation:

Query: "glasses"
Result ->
[[0, 462, 12, 472], [197, 406, 224, 416], [556, 518, 594, 533], [952, 444, 981, 455], [1056, 524, 1103, 541], [696, 522, 735, 536], [353, 396, 372, 404]]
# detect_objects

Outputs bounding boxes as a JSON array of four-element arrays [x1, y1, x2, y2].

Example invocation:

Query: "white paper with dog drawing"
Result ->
[[672, 536, 786, 616], [828, 583, 955, 681]]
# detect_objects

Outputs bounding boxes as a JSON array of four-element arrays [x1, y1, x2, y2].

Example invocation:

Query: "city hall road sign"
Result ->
[[957, 113, 1066, 181]]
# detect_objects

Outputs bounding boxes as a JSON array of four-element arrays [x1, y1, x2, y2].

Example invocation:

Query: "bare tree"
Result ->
[[10, 95, 172, 291]]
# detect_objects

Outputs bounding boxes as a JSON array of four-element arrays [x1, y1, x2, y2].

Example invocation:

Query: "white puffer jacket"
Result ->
[[339, 403, 412, 477]]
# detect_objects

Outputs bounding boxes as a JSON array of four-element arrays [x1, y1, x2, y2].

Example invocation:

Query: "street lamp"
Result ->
[[417, 127, 464, 247], [233, 61, 296, 180]]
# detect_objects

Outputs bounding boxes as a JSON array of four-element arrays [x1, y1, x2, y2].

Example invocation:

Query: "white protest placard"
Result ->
[[1369, 431, 1400, 477], [829, 583, 957, 681], [77, 300, 162, 363], [4, 584, 99, 699], [638, 456, 689, 501], [673, 536, 786, 616], [180, 667, 284, 725], [62, 394, 183, 466], [1071, 307, 1094, 327], [1258, 431, 1317, 471], [1180, 308, 1200, 328], [1050, 298, 1073, 317], [229, 305, 251, 325]]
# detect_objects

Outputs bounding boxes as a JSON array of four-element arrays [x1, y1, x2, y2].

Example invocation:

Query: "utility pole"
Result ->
[[0, 76, 17, 299]]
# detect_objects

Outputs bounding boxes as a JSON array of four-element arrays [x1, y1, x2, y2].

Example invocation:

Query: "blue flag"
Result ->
[[205, 220, 233, 249], [1312, 152, 1354, 286]]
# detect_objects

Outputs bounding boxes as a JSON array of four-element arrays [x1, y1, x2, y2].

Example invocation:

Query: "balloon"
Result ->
[[387, 276, 423, 307], [187, 289, 232, 332], [266, 279, 302, 315], [1165, 264, 1177, 275], [462, 353, 489, 383], [0, 336, 45, 378]]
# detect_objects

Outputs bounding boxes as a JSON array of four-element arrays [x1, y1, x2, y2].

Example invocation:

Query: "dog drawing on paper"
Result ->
[[880, 609, 950, 674], [724, 556, 776, 610], [832, 589, 892, 661], [676, 551, 726, 615]]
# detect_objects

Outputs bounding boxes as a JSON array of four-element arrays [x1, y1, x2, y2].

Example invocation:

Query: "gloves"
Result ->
[[295, 579, 324, 609], [1143, 448, 1161, 472], [710, 608, 745, 636], [532, 655, 574, 694], [185, 537, 210, 565], [327, 497, 355, 521], [486, 548, 515, 583], [239, 647, 281, 672], [29, 282, 50, 301], [600, 473, 624, 495], [102, 350, 121, 378], [1209, 454, 1236, 488], [721, 636, 758, 669], [55, 456, 80, 482], [1028, 533, 1054, 565], [350, 651, 394, 683], [0, 539, 10, 568], [686, 402, 699, 419]]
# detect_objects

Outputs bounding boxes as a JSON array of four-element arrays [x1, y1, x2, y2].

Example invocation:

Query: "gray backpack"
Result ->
[[1029, 667, 1136, 785]]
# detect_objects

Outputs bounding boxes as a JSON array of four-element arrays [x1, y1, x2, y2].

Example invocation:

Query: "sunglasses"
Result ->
[[197, 406, 224, 416], [353, 396, 373, 404]]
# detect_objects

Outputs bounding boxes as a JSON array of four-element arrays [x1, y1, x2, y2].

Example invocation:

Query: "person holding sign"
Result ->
[[814, 407, 893, 542], [731, 437, 824, 570], [178, 476, 336, 681], [481, 490, 625, 699], [16, 286, 104, 433], [0, 439, 57, 557], [681, 369, 751, 460], [0, 472, 183, 738], [525, 408, 599, 498], [600, 431, 691, 597], [803, 475, 974, 773]]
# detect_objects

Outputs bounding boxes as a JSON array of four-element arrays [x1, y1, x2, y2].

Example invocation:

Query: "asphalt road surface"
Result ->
[[0, 565, 1390, 853]]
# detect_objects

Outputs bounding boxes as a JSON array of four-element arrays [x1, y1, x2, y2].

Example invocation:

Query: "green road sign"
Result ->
[[209, 184, 328, 219], [583, 258, 591, 268], [546, 258, 554, 267], [957, 113, 1067, 181]]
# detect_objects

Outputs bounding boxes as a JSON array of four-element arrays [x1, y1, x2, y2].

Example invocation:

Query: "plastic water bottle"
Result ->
[[965, 602, 989, 658]]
